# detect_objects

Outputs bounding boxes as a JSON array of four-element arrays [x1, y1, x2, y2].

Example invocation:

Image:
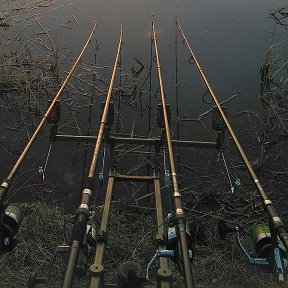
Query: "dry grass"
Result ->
[[0, 197, 286, 288]]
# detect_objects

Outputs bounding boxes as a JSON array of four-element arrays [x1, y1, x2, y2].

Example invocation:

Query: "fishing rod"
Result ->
[[152, 17, 194, 288], [175, 18, 182, 188], [62, 25, 123, 288], [176, 17, 288, 280], [0, 23, 97, 253]]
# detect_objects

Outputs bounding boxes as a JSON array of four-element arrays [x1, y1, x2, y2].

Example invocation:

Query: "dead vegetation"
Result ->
[[0, 197, 284, 288]]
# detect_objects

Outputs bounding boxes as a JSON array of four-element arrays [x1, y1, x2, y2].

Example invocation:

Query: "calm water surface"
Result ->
[[0, 0, 287, 207]]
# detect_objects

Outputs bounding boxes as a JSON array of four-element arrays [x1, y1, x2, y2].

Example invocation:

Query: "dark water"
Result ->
[[4, 0, 285, 101], [65, 0, 285, 104], [0, 0, 287, 208]]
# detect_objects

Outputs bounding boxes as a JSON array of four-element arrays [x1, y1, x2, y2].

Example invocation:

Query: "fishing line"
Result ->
[[220, 151, 234, 193]]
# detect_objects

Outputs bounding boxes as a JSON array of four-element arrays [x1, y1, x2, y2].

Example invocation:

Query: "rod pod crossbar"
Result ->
[[176, 17, 288, 272], [62, 25, 123, 288]]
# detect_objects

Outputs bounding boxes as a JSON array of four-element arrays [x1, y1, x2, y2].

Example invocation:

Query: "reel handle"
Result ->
[[218, 220, 238, 240]]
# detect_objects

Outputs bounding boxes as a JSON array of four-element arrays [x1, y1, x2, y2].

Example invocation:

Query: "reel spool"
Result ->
[[251, 224, 272, 258], [0, 205, 23, 252]]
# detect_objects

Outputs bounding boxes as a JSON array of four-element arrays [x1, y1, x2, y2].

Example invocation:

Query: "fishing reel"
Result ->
[[28, 214, 97, 287], [0, 203, 23, 252], [218, 220, 287, 282], [146, 213, 193, 281]]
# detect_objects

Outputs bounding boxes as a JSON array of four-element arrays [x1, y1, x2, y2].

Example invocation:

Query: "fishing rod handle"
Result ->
[[265, 203, 288, 250], [62, 241, 81, 288], [71, 213, 89, 242], [62, 212, 89, 287], [176, 219, 195, 288]]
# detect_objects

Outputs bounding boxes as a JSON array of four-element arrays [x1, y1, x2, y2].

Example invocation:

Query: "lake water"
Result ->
[[0, 0, 287, 208]]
